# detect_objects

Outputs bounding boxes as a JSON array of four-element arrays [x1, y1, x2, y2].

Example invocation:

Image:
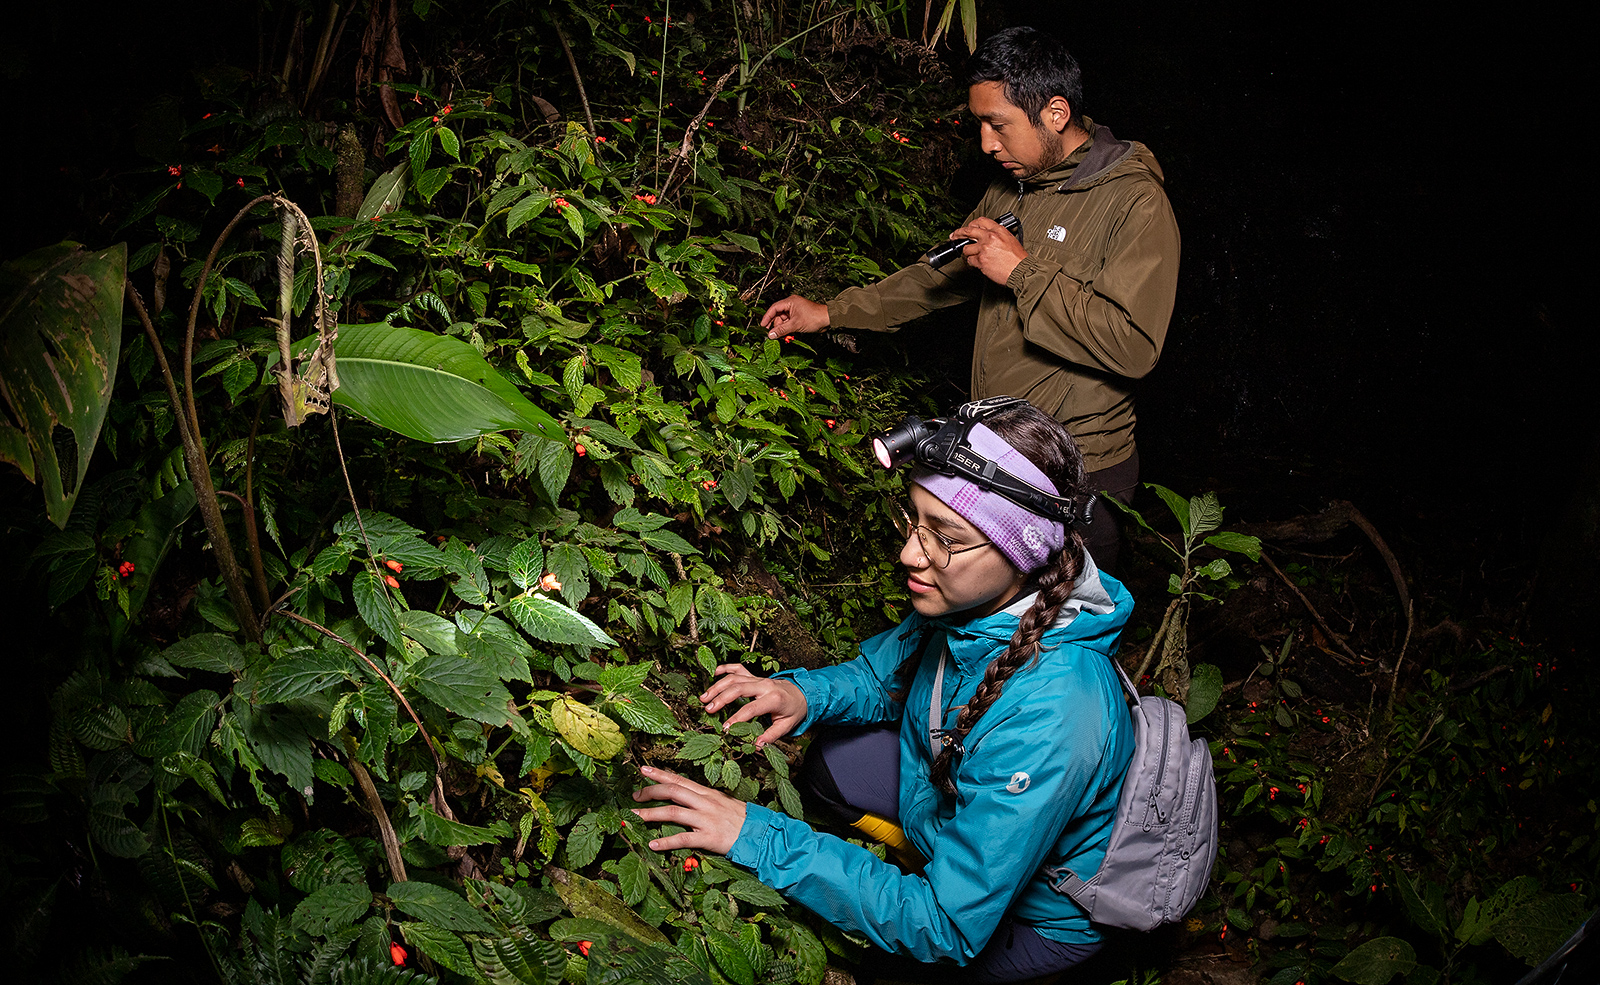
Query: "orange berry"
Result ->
[[575, 443, 587, 456], [385, 559, 404, 572], [384, 575, 400, 589], [577, 940, 592, 956], [683, 856, 700, 872]]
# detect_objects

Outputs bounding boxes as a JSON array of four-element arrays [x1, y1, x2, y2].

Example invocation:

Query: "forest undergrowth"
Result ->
[[0, 4, 1592, 985]]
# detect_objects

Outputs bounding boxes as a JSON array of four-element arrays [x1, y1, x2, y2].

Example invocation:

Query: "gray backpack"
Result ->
[[1044, 660, 1219, 931]]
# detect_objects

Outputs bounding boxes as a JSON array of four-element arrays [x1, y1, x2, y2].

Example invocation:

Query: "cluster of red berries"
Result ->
[[634, 193, 658, 204], [383, 558, 402, 588], [117, 560, 136, 578]]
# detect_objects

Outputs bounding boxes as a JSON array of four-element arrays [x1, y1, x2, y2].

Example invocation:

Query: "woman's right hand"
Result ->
[[700, 664, 808, 748]]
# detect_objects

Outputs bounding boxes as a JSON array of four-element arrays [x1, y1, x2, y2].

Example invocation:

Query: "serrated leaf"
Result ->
[[617, 853, 649, 907], [1330, 937, 1416, 984], [606, 688, 679, 735], [258, 649, 350, 703], [292, 883, 371, 936], [1189, 491, 1224, 538], [399, 609, 459, 655], [678, 733, 723, 762], [639, 528, 698, 555], [401, 920, 479, 977], [546, 867, 670, 945], [644, 264, 688, 301], [726, 878, 785, 908], [456, 612, 534, 683], [1493, 893, 1591, 966], [704, 928, 755, 985], [353, 570, 405, 651], [1196, 557, 1233, 580], [163, 633, 245, 674], [564, 812, 605, 869], [549, 697, 625, 760], [403, 804, 512, 846], [408, 653, 513, 725], [283, 829, 364, 892], [472, 928, 567, 985], [507, 593, 615, 649], [389, 881, 497, 935]]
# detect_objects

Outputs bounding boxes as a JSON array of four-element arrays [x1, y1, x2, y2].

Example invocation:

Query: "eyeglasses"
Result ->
[[891, 502, 994, 569]]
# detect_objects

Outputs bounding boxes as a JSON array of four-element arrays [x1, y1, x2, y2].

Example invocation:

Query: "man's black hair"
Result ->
[[965, 26, 1085, 126]]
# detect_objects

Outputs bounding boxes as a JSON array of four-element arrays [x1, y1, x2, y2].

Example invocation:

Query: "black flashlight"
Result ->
[[921, 212, 1022, 269], [871, 415, 940, 470]]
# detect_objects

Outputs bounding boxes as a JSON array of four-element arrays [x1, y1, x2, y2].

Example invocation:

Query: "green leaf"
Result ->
[[346, 163, 407, 253], [353, 570, 405, 651], [678, 733, 723, 762], [1464, 875, 1539, 945], [726, 878, 785, 908], [1186, 663, 1222, 723], [507, 593, 615, 649], [401, 920, 479, 977], [613, 509, 672, 532], [1329, 937, 1416, 984], [705, 928, 755, 985], [550, 696, 625, 759], [456, 612, 534, 682], [241, 704, 317, 798], [437, 126, 460, 160], [607, 688, 678, 735], [1146, 483, 1191, 538], [403, 804, 512, 847], [1398, 872, 1449, 938], [389, 881, 498, 935], [282, 829, 364, 892], [1188, 491, 1224, 538], [291, 883, 371, 936], [1493, 893, 1591, 966], [291, 323, 562, 443], [409, 653, 513, 725], [163, 633, 245, 674], [472, 928, 567, 985], [640, 528, 698, 555], [1203, 530, 1262, 561], [399, 609, 460, 654], [598, 663, 651, 694], [565, 812, 605, 869], [0, 242, 126, 527], [546, 867, 671, 945], [507, 537, 545, 591], [644, 264, 688, 301], [257, 649, 349, 703], [617, 853, 650, 907], [506, 192, 552, 235], [417, 166, 452, 203], [1196, 557, 1233, 581]]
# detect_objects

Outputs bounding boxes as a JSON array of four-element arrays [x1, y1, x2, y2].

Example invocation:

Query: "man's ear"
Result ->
[[1040, 96, 1072, 133]]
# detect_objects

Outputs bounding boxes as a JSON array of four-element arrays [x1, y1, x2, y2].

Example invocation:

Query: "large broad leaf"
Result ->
[[550, 696, 625, 760], [1330, 937, 1416, 984], [508, 592, 616, 649], [387, 881, 497, 935], [546, 867, 671, 945], [408, 653, 514, 725], [0, 242, 126, 527], [292, 323, 561, 443]]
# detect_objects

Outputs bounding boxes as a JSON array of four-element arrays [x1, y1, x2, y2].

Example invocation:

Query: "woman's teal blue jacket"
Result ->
[[726, 562, 1136, 963]]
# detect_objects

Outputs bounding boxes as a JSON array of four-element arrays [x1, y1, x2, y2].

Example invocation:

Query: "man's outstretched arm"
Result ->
[[760, 295, 831, 339]]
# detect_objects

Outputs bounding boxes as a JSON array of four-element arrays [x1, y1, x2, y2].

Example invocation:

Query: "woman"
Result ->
[[632, 401, 1135, 983]]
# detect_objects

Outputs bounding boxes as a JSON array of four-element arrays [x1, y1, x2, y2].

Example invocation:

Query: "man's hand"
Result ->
[[760, 295, 830, 339], [632, 766, 747, 855], [700, 664, 807, 748], [953, 217, 1029, 286]]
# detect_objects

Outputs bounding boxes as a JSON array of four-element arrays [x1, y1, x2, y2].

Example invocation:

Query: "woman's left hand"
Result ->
[[631, 766, 748, 855]]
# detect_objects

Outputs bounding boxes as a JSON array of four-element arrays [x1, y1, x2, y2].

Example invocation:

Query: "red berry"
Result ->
[[575, 443, 587, 456], [390, 943, 407, 966], [384, 574, 400, 589], [683, 856, 700, 872], [385, 559, 404, 572], [577, 940, 592, 956]]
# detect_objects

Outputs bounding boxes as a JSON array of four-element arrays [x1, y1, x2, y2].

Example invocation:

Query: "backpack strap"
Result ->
[[1044, 654, 1141, 896], [927, 632, 959, 759]]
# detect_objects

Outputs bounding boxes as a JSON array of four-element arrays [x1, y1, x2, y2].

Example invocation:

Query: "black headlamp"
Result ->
[[870, 396, 1093, 526]]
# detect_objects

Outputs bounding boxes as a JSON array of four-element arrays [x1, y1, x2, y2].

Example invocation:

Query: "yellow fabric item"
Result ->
[[850, 812, 926, 872]]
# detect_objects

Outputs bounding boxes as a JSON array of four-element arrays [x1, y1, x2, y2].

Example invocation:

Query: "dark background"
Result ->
[[3, 2, 1590, 617]]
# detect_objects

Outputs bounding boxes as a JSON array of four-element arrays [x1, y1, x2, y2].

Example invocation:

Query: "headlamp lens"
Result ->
[[872, 437, 893, 469]]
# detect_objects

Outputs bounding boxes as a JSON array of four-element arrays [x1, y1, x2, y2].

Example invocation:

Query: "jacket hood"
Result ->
[[1022, 119, 1165, 193], [923, 553, 1131, 673]]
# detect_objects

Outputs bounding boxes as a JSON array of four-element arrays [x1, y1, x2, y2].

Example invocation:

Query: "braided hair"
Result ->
[[926, 403, 1089, 796]]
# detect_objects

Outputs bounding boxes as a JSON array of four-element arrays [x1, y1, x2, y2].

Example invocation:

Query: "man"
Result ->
[[760, 26, 1180, 573]]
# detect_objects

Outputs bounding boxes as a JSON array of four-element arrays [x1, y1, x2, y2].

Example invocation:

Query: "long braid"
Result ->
[[925, 400, 1090, 796], [929, 529, 1086, 794]]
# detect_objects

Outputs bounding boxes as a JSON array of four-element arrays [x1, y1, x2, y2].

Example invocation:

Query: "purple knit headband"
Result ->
[[911, 423, 1066, 572]]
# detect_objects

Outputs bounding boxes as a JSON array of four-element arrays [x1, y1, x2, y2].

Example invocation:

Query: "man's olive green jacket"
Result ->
[[826, 122, 1180, 472]]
